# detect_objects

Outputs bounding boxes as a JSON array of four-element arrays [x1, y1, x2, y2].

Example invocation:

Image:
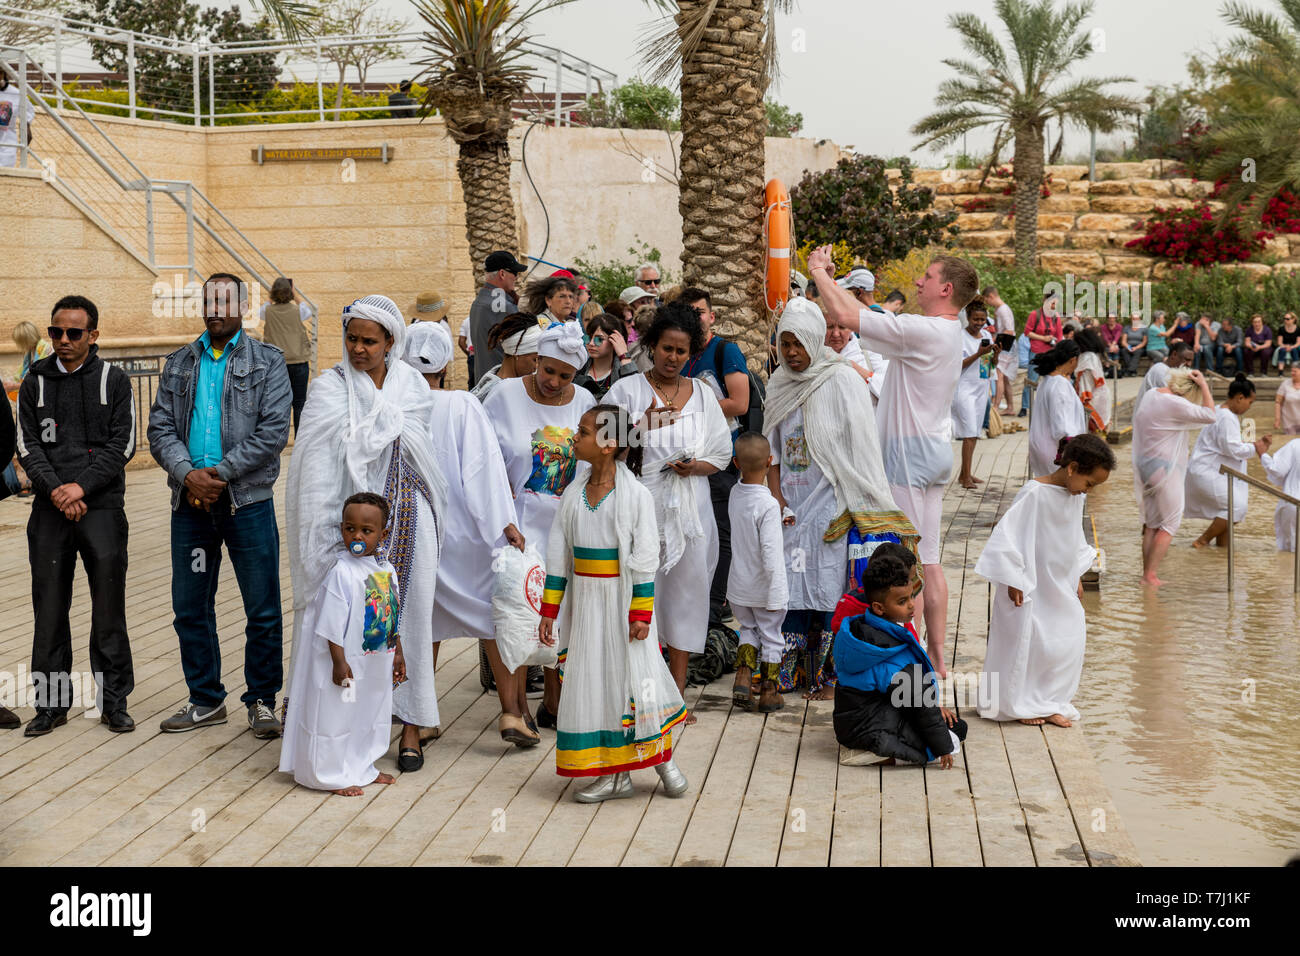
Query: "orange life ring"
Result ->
[[764, 178, 792, 314]]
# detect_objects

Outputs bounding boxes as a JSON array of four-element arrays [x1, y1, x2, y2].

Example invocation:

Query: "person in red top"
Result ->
[[1025, 292, 1064, 355], [832, 542, 922, 645]]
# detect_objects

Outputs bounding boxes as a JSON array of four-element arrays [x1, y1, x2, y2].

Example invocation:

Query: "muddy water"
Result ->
[[1079, 406, 1300, 865]]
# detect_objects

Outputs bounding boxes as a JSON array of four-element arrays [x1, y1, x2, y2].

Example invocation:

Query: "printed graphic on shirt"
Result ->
[[0, 102, 12, 129], [783, 426, 810, 475], [524, 425, 578, 497], [362, 571, 399, 653]]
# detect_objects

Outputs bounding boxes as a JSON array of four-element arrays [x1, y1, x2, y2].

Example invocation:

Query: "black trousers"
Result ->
[[28, 502, 134, 714], [286, 362, 309, 434], [707, 468, 738, 628]]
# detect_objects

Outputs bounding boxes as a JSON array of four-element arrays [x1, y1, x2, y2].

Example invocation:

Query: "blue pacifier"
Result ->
[[349, 541, 366, 556]]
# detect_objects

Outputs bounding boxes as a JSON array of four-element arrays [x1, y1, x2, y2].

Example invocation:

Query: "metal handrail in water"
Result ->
[[1221, 463, 1300, 593]]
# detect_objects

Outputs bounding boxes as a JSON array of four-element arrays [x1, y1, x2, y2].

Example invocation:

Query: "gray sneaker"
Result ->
[[159, 702, 228, 733], [248, 699, 281, 739]]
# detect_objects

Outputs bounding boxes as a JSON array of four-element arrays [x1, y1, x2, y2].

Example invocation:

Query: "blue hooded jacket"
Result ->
[[833, 610, 938, 695]]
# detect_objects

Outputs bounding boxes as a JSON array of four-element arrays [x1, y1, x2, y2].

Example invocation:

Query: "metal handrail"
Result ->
[[1221, 463, 1300, 593]]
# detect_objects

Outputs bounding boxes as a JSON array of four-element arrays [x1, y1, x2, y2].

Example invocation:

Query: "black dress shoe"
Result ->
[[0, 705, 19, 730], [24, 711, 68, 737], [101, 710, 136, 733], [534, 702, 557, 730]]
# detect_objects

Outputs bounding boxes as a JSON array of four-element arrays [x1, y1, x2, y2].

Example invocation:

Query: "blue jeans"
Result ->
[[1274, 345, 1300, 368], [1195, 346, 1218, 373], [1218, 344, 1242, 374], [1021, 366, 1039, 413], [170, 495, 283, 709]]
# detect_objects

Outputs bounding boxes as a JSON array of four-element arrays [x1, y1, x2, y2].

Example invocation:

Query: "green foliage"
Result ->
[[62, 83, 133, 117], [791, 154, 958, 267], [1151, 263, 1300, 322], [969, 257, 1065, 331], [764, 100, 803, 137], [570, 241, 673, 305], [578, 79, 680, 130], [211, 81, 427, 124]]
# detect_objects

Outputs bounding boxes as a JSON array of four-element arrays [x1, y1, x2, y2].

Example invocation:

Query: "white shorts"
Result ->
[[890, 483, 943, 565]]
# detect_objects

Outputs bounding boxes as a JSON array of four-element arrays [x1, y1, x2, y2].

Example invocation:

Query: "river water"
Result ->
[[1078, 405, 1300, 866]]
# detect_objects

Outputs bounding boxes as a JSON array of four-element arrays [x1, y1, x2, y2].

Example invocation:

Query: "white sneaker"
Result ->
[[839, 745, 890, 766]]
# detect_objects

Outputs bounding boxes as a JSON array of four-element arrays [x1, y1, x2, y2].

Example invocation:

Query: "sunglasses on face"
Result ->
[[638, 279, 660, 287], [584, 334, 607, 347], [48, 326, 87, 342]]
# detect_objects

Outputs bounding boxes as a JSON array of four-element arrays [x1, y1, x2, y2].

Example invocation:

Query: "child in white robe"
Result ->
[[976, 435, 1114, 727], [1028, 340, 1088, 478], [727, 432, 790, 713], [280, 493, 406, 795], [1186, 374, 1270, 549], [952, 301, 995, 488], [539, 405, 688, 804], [1262, 438, 1300, 552]]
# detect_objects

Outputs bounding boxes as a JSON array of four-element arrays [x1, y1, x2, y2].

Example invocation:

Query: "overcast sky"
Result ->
[[364, 0, 1234, 163]]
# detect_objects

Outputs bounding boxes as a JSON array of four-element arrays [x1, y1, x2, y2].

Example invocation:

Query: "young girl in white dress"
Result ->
[[1027, 340, 1087, 478], [976, 435, 1114, 727], [280, 493, 406, 795], [539, 405, 688, 804], [1185, 374, 1271, 549], [952, 300, 995, 489]]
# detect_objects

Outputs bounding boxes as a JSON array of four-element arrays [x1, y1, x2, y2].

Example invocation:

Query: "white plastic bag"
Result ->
[[491, 544, 558, 673]]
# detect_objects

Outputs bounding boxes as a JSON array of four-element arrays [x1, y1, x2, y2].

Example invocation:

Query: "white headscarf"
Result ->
[[537, 320, 586, 369], [501, 324, 541, 356], [764, 297, 915, 542], [403, 320, 453, 374]]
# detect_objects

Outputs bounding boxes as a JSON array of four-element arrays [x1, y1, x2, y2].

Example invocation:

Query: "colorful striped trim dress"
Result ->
[[542, 484, 686, 777]]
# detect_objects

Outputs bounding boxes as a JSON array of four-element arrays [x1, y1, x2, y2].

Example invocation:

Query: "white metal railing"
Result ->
[[1222, 464, 1300, 593], [0, 9, 616, 127], [1, 46, 320, 370]]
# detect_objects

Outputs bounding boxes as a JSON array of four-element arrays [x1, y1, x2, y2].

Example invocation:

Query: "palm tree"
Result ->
[[1201, 0, 1300, 233], [411, 0, 572, 277], [642, 0, 794, 365], [912, 0, 1139, 267]]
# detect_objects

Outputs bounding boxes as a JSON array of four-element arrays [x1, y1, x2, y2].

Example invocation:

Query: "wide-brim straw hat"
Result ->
[[412, 290, 449, 323]]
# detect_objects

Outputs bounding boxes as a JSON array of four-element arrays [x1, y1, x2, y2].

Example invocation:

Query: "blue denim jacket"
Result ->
[[147, 332, 291, 511]]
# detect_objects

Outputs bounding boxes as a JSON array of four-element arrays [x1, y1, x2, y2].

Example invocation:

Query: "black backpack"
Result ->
[[712, 334, 766, 435]]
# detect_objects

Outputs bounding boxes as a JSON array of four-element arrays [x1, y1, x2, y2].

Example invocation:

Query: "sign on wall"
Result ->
[[252, 145, 394, 164]]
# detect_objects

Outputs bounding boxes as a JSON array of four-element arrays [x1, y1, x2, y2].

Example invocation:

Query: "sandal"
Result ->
[[499, 714, 539, 748]]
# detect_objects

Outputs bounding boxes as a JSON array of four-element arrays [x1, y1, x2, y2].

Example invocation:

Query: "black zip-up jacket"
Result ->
[[17, 346, 136, 511]]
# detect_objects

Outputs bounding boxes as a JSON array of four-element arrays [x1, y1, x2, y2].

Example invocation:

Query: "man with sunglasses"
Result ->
[[16, 295, 137, 736], [149, 273, 291, 738], [634, 262, 662, 304]]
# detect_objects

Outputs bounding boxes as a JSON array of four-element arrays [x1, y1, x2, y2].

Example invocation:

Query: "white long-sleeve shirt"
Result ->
[[726, 481, 789, 611]]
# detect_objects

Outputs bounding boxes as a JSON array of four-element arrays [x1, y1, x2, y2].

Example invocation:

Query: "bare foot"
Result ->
[[1017, 717, 1046, 726], [1044, 713, 1073, 727], [374, 772, 395, 785], [1192, 538, 1208, 550], [970, 476, 984, 484], [959, 479, 978, 490], [332, 785, 365, 796], [803, 685, 835, 701], [1141, 573, 1165, 587], [683, 711, 697, 726]]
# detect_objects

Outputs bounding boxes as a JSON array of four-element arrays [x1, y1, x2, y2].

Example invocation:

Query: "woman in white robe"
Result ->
[[605, 301, 732, 710], [482, 322, 595, 736], [285, 294, 448, 774], [764, 298, 919, 699], [402, 322, 523, 654], [1185, 374, 1269, 549], [1262, 439, 1300, 552], [1131, 368, 1217, 586], [1028, 340, 1088, 478], [1073, 329, 1112, 433], [952, 305, 995, 488], [977, 434, 1115, 726], [470, 315, 540, 403]]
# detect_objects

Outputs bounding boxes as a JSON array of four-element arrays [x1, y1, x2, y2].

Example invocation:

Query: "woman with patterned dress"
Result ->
[[482, 322, 595, 742], [539, 405, 688, 803], [285, 294, 449, 774]]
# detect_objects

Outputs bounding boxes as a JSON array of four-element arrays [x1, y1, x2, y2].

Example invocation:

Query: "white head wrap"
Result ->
[[501, 324, 541, 356], [402, 320, 453, 373], [342, 294, 406, 362], [537, 320, 587, 369]]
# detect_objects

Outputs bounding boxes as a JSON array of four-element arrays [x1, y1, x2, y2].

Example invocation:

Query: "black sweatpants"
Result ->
[[708, 468, 738, 628], [28, 502, 134, 714]]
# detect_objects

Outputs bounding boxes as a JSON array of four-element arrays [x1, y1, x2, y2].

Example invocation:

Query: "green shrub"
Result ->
[[765, 100, 803, 138], [1152, 263, 1300, 321], [63, 83, 133, 118], [570, 241, 674, 305], [969, 257, 1067, 330], [578, 80, 679, 130]]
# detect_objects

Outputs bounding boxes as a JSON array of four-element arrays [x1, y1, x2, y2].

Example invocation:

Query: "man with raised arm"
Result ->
[[808, 245, 979, 678]]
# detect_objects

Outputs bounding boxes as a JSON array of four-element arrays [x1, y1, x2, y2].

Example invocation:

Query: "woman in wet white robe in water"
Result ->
[[976, 435, 1114, 727]]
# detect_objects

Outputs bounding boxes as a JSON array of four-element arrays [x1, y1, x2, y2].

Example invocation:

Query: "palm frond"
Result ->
[[248, 0, 316, 42]]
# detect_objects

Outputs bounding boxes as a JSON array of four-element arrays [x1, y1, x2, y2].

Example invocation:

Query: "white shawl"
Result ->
[[286, 296, 450, 633], [764, 298, 913, 541]]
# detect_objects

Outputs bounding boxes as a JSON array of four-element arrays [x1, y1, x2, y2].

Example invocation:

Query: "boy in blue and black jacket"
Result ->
[[832, 555, 966, 767]]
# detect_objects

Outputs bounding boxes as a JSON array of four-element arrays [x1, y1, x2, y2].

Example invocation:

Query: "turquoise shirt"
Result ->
[[1146, 323, 1169, 354], [188, 329, 240, 468]]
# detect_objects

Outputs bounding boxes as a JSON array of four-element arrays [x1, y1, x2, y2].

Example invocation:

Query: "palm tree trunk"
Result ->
[[1012, 122, 1045, 267], [453, 138, 521, 275], [676, 0, 768, 369]]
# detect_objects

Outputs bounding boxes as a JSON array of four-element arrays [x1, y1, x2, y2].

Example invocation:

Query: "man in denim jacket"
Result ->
[[148, 273, 292, 738]]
